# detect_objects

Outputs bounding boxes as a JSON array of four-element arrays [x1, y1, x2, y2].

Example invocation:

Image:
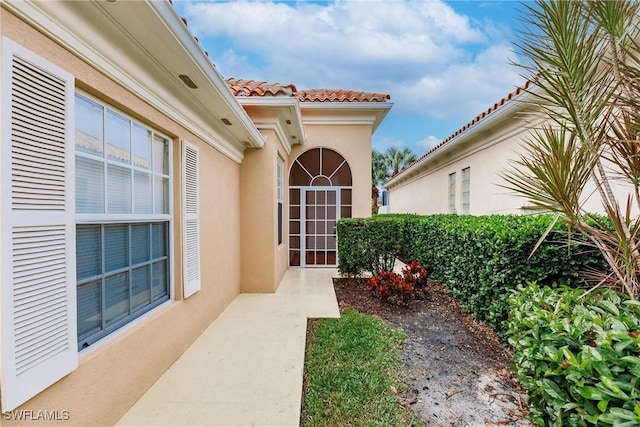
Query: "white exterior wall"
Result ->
[[386, 109, 635, 216], [387, 114, 534, 215]]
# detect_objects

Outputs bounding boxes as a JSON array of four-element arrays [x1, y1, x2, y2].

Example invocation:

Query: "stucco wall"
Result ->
[[387, 118, 530, 215], [274, 145, 290, 289], [239, 131, 289, 293], [1, 10, 242, 426], [387, 111, 637, 217], [290, 124, 372, 219]]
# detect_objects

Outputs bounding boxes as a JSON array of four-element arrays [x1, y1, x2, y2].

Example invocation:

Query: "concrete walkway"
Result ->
[[116, 268, 340, 427]]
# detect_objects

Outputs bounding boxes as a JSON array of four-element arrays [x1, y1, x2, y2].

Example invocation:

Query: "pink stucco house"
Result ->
[[0, 1, 391, 424]]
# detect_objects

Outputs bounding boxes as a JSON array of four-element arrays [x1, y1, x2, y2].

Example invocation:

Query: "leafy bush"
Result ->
[[507, 283, 640, 426], [337, 216, 408, 276], [366, 261, 430, 307], [401, 260, 429, 299], [408, 214, 608, 335], [367, 270, 414, 307], [338, 214, 606, 335]]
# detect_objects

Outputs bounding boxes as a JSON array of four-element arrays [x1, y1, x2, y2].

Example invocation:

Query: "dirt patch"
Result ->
[[333, 277, 533, 427]]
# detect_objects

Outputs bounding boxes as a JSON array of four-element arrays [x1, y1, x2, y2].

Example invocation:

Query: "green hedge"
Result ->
[[337, 214, 606, 335], [507, 284, 640, 426], [336, 215, 412, 275]]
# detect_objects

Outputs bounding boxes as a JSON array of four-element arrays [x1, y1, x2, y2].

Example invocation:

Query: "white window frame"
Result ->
[[75, 91, 172, 224], [74, 91, 173, 349], [462, 167, 470, 214], [448, 172, 456, 213], [277, 155, 284, 246]]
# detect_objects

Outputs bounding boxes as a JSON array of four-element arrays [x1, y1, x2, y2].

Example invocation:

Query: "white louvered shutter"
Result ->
[[182, 141, 201, 298], [1, 38, 78, 411]]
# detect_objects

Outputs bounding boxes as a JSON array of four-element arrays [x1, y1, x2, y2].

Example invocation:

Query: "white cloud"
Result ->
[[178, 0, 523, 127], [394, 43, 522, 122], [416, 135, 443, 150]]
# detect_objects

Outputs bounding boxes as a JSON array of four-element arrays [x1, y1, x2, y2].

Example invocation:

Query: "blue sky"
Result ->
[[173, 0, 528, 156]]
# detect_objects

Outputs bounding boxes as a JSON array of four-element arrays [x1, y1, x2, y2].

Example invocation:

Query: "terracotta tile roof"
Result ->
[[174, 6, 390, 104], [390, 80, 531, 180], [296, 89, 390, 103], [225, 80, 391, 103], [226, 78, 298, 97]]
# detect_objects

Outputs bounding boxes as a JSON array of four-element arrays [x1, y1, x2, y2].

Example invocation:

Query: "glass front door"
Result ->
[[302, 188, 339, 266]]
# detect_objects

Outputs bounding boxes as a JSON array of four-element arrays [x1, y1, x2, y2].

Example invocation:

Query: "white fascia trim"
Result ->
[[303, 118, 376, 125], [4, 1, 264, 163], [385, 93, 530, 189], [236, 97, 306, 149], [235, 97, 298, 107], [148, 1, 265, 150], [300, 101, 393, 132], [253, 121, 292, 155], [300, 101, 393, 111]]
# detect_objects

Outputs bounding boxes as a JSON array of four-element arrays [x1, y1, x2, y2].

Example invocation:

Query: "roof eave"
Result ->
[[235, 97, 306, 152], [150, 1, 266, 149], [300, 102, 393, 133], [5, 0, 266, 162], [385, 91, 530, 189]]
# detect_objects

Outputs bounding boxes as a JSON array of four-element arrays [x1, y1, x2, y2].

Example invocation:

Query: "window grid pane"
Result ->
[[107, 164, 132, 214], [106, 110, 131, 164], [132, 124, 152, 169], [75, 94, 104, 156], [76, 157, 105, 213], [448, 172, 456, 213], [75, 93, 170, 219], [462, 167, 470, 214], [76, 222, 169, 350]]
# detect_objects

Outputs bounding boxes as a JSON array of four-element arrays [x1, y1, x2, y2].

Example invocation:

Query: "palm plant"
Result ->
[[371, 147, 417, 213], [372, 149, 389, 188], [385, 147, 417, 177], [371, 149, 388, 213], [502, 0, 640, 299]]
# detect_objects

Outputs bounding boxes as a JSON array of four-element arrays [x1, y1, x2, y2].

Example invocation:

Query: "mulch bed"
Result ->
[[333, 277, 534, 427]]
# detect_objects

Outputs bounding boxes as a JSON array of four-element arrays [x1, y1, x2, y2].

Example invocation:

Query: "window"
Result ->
[[75, 93, 171, 349], [277, 156, 284, 245], [462, 167, 470, 214], [448, 172, 456, 213]]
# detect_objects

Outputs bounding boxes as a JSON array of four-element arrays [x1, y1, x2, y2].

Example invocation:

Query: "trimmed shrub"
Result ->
[[337, 214, 606, 335], [337, 216, 408, 276], [507, 283, 640, 426]]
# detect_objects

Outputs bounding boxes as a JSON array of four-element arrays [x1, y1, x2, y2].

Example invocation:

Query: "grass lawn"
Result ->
[[301, 308, 423, 426]]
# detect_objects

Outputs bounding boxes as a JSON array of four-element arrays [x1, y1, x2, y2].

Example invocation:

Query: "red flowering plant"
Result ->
[[367, 264, 414, 307], [401, 261, 430, 299]]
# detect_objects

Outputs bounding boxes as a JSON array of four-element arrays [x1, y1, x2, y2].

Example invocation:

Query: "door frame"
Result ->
[[300, 186, 340, 267]]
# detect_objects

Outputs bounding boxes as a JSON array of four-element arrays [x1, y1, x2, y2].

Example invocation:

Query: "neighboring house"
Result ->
[[384, 82, 629, 215], [0, 1, 391, 424], [384, 83, 539, 215]]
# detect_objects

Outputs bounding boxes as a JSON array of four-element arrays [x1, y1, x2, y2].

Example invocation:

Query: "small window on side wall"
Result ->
[[462, 167, 470, 214], [277, 156, 284, 245], [448, 172, 456, 213]]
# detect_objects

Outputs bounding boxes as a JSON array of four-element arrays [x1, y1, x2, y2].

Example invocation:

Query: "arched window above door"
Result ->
[[289, 148, 352, 186]]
